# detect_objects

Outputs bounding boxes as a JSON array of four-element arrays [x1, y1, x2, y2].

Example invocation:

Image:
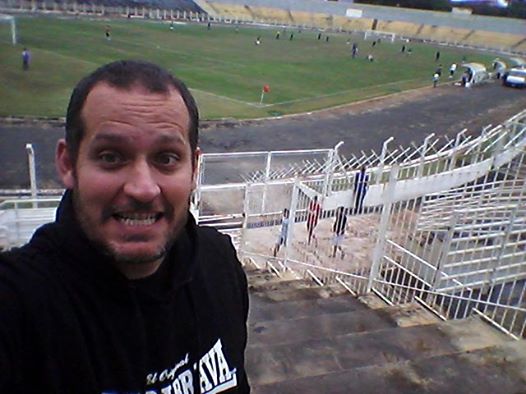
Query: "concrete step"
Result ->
[[250, 283, 350, 302], [249, 277, 316, 293], [252, 340, 526, 394], [246, 316, 510, 387], [249, 307, 396, 347], [249, 293, 368, 323]]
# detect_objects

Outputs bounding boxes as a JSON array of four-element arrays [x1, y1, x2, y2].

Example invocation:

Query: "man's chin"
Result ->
[[111, 249, 166, 265]]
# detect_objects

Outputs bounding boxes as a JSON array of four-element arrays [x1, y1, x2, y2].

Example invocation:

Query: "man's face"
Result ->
[[57, 82, 199, 278]]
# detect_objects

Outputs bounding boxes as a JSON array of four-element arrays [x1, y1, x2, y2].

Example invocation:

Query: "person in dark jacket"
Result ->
[[0, 60, 250, 393], [353, 166, 369, 215], [332, 206, 347, 259]]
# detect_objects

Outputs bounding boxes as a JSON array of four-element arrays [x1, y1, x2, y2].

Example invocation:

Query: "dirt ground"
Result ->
[[0, 80, 524, 189]]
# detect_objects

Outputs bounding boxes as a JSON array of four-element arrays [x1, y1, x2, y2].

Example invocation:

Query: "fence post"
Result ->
[[238, 184, 251, 262], [192, 153, 205, 223], [376, 136, 393, 185], [486, 206, 518, 291], [431, 214, 457, 290], [418, 133, 434, 178], [368, 164, 399, 292], [25, 143, 37, 207], [449, 129, 466, 171], [284, 178, 300, 269], [261, 152, 272, 213], [322, 148, 335, 198], [322, 141, 343, 198]]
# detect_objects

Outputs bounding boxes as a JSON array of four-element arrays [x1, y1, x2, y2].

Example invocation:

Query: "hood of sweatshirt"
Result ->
[[29, 189, 200, 304]]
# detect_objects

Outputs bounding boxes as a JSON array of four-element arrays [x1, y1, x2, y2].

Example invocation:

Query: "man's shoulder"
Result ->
[[195, 224, 233, 249], [193, 224, 245, 276], [0, 225, 64, 294]]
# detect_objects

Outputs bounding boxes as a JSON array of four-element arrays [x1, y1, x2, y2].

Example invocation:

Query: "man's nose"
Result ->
[[123, 161, 160, 202]]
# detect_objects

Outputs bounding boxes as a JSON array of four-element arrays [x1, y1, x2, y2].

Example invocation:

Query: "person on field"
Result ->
[[449, 63, 457, 78], [433, 72, 440, 88], [21, 47, 30, 70], [0, 60, 250, 393]]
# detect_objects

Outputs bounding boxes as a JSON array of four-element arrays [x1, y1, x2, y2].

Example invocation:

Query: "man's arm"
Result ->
[[0, 254, 25, 390]]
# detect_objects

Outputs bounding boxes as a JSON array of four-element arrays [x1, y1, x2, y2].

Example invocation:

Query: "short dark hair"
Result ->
[[65, 60, 199, 162]]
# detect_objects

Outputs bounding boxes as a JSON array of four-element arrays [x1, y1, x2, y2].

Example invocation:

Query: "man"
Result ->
[[273, 208, 289, 257], [332, 206, 347, 259], [0, 60, 250, 393], [433, 72, 440, 88], [306, 195, 321, 246], [353, 166, 369, 214], [449, 63, 457, 79], [21, 47, 30, 70]]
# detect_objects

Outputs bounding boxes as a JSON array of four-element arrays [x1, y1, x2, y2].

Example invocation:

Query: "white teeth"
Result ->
[[116, 213, 158, 226]]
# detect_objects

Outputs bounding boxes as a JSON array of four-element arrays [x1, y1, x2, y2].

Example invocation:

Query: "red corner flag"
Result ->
[[263, 84, 270, 93]]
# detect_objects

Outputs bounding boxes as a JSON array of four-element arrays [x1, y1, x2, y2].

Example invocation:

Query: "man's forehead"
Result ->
[[87, 81, 180, 100], [79, 81, 191, 141], [81, 81, 189, 120]]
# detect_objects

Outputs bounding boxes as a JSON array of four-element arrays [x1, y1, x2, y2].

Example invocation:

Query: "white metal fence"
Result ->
[[231, 110, 526, 339], [1, 109, 525, 338]]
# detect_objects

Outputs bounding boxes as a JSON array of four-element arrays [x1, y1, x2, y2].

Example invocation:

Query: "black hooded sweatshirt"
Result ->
[[0, 191, 250, 394]]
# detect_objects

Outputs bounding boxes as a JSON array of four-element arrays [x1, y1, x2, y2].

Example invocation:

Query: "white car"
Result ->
[[503, 67, 526, 88]]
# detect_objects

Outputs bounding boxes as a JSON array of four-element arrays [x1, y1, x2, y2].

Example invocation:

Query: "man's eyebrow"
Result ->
[[92, 133, 130, 144], [91, 131, 187, 145], [156, 132, 187, 145]]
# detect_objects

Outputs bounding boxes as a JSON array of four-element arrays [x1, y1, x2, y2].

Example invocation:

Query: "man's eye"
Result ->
[[99, 152, 122, 164], [156, 153, 179, 166]]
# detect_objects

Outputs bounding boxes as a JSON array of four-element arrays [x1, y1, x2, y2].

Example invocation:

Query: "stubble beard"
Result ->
[[72, 188, 187, 266]]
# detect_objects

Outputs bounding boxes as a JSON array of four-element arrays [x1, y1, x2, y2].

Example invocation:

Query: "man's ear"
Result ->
[[192, 147, 201, 190], [56, 139, 75, 189]]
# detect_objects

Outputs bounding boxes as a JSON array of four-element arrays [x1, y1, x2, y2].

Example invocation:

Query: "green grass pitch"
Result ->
[[0, 15, 496, 120]]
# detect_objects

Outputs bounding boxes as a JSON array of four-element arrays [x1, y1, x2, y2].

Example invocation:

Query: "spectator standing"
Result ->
[[332, 207, 347, 259], [353, 166, 369, 214], [273, 208, 290, 256], [306, 195, 322, 246]]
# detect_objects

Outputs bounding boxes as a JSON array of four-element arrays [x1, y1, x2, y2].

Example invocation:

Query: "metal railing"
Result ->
[[1, 109, 525, 338]]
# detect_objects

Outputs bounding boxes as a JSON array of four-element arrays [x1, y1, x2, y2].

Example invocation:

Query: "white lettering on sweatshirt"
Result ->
[[143, 339, 237, 394]]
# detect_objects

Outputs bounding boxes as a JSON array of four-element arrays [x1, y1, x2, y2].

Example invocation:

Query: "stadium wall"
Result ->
[[198, 0, 525, 53]]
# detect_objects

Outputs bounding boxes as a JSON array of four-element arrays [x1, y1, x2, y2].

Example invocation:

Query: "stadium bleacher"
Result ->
[[34, 0, 204, 12], [198, 0, 524, 53]]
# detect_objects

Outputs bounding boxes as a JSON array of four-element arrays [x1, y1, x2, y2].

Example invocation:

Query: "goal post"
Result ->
[[0, 14, 17, 46], [364, 30, 396, 43]]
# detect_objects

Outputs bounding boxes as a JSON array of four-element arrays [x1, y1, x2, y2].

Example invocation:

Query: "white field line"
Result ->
[[190, 88, 262, 107], [34, 47, 100, 66], [260, 79, 422, 107], [111, 36, 249, 70], [192, 78, 423, 108]]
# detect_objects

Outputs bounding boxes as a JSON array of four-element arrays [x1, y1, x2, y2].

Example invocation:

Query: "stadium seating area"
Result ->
[[31, 0, 203, 12], [198, 0, 525, 53], [2, 0, 523, 53]]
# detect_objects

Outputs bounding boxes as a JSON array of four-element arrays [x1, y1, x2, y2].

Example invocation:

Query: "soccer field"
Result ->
[[0, 15, 496, 120]]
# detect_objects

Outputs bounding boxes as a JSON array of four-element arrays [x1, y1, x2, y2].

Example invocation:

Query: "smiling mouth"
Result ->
[[113, 213, 162, 226]]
